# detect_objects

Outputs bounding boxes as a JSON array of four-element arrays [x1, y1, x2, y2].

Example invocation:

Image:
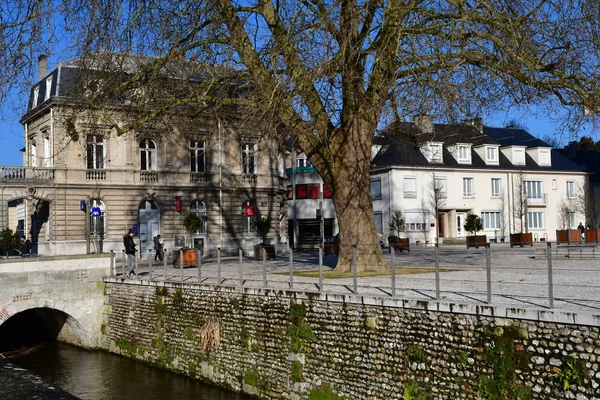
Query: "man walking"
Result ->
[[123, 229, 138, 278], [154, 234, 164, 262]]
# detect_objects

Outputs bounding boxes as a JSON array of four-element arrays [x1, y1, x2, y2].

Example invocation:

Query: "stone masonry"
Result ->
[[103, 280, 600, 400]]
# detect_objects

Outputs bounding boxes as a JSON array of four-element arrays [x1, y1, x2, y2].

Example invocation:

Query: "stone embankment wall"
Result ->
[[102, 280, 600, 399]]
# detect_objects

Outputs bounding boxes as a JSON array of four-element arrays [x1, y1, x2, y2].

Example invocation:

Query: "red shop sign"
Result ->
[[245, 205, 255, 217]]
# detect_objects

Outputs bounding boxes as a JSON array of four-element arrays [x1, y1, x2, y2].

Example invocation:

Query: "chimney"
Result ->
[[413, 114, 434, 135], [38, 54, 48, 80], [465, 117, 483, 134], [567, 141, 577, 158]]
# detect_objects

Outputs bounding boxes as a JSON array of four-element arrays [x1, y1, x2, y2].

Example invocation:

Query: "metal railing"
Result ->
[[109, 241, 600, 313]]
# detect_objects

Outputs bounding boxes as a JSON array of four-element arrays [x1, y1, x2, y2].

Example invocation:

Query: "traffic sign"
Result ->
[[91, 207, 101, 217]]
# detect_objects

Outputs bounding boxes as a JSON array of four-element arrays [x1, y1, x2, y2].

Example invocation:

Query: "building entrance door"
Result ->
[[437, 213, 445, 238], [456, 213, 465, 237], [139, 201, 160, 258]]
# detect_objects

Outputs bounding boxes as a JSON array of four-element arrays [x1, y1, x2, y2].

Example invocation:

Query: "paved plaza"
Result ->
[[115, 243, 600, 313]]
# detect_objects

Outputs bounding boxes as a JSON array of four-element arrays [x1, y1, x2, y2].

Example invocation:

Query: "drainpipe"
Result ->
[[506, 171, 512, 236], [218, 118, 223, 249], [291, 148, 297, 248]]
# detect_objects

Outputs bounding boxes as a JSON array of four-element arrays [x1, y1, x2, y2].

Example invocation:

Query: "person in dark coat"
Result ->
[[123, 229, 137, 277]]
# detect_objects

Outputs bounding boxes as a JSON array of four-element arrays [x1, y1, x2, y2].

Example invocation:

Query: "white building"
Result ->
[[371, 117, 587, 244]]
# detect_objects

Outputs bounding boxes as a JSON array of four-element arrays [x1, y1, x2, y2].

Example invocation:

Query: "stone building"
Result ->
[[0, 54, 288, 257]]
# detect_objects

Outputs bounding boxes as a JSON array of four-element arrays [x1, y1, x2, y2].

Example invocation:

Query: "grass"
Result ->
[[283, 267, 456, 279]]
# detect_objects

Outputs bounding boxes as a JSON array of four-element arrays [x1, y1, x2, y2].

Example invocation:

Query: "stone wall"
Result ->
[[103, 280, 600, 399]]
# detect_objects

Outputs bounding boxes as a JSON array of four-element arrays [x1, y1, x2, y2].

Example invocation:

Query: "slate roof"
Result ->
[[556, 146, 600, 184], [371, 122, 585, 173]]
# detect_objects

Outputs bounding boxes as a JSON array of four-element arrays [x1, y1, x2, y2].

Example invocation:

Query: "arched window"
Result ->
[[191, 200, 207, 234], [242, 201, 257, 236], [139, 139, 157, 171], [90, 199, 106, 236]]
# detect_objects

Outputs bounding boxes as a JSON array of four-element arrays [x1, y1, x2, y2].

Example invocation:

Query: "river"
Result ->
[[11, 342, 253, 400]]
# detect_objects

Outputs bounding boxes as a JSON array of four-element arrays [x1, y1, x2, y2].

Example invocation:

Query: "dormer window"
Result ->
[[431, 143, 443, 162], [32, 86, 39, 106], [422, 142, 443, 163], [539, 150, 550, 166], [458, 145, 470, 162], [486, 147, 498, 163], [513, 148, 525, 165], [45, 76, 52, 101]]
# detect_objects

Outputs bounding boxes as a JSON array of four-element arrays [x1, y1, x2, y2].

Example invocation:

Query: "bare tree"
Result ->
[[498, 191, 508, 242], [577, 181, 600, 228], [4, 1, 600, 271], [513, 173, 528, 233], [428, 173, 447, 245], [557, 198, 574, 230]]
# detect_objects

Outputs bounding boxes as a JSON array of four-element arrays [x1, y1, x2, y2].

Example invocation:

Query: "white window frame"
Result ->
[[32, 86, 39, 106], [539, 150, 550, 165], [374, 212, 383, 233], [87, 135, 105, 170], [457, 145, 470, 163], [567, 212, 576, 229], [403, 177, 417, 198], [405, 212, 428, 231], [43, 136, 51, 167], [241, 143, 257, 174], [371, 179, 382, 200], [566, 181, 576, 198], [482, 211, 502, 230], [430, 143, 443, 163], [463, 177, 474, 197], [527, 212, 544, 229], [435, 177, 447, 198], [524, 180, 543, 199], [45, 76, 52, 101], [513, 148, 525, 165], [486, 147, 498, 163], [190, 140, 206, 173], [139, 139, 157, 171], [30, 140, 37, 167], [191, 200, 207, 234], [491, 178, 502, 197]]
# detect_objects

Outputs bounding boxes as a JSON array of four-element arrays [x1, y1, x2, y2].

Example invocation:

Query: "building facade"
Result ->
[[0, 55, 287, 256], [371, 118, 587, 244]]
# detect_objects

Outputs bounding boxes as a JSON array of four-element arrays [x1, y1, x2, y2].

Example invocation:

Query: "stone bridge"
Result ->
[[0, 254, 113, 350]]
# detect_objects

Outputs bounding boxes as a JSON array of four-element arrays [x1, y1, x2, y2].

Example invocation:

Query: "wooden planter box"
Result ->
[[324, 243, 339, 256], [172, 248, 197, 266], [254, 244, 276, 260], [585, 228, 600, 244], [389, 238, 410, 252], [466, 235, 487, 249], [510, 233, 533, 248], [556, 229, 581, 244]]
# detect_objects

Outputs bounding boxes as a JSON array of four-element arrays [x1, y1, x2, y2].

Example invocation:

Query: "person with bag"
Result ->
[[123, 228, 138, 278], [153, 234, 164, 262]]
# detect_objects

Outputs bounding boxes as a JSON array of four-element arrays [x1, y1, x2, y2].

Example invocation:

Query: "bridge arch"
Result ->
[[0, 299, 90, 352]]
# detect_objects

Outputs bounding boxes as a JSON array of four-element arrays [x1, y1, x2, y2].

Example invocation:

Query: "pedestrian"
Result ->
[[578, 222, 585, 241], [154, 234, 164, 262], [21, 237, 32, 257], [123, 229, 138, 278]]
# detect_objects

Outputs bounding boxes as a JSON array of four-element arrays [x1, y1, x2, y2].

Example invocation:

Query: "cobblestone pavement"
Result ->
[[114, 243, 600, 313]]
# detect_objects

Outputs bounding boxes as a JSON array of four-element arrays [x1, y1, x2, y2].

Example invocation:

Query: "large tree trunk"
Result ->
[[325, 122, 387, 273]]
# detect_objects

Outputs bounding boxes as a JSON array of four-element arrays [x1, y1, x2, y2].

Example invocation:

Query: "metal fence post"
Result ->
[[122, 251, 126, 277], [239, 248, 243, 286], [196, 248, 201, 283], [547, 242, 554, 309], [149, 249, 153, 280], [179, 249, 183, 281], [263, 247, 267, 287], [352, 245, 358, 294], [391, 246, 396, 297], [163, 248, 168, 281], [217, 248, 221, 285], [435, 244, 440, 300], [110, 251, 115, 277], [289, 247, 294, 289], [486, 243, 492, 304], [319, 246, 323, 293]]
